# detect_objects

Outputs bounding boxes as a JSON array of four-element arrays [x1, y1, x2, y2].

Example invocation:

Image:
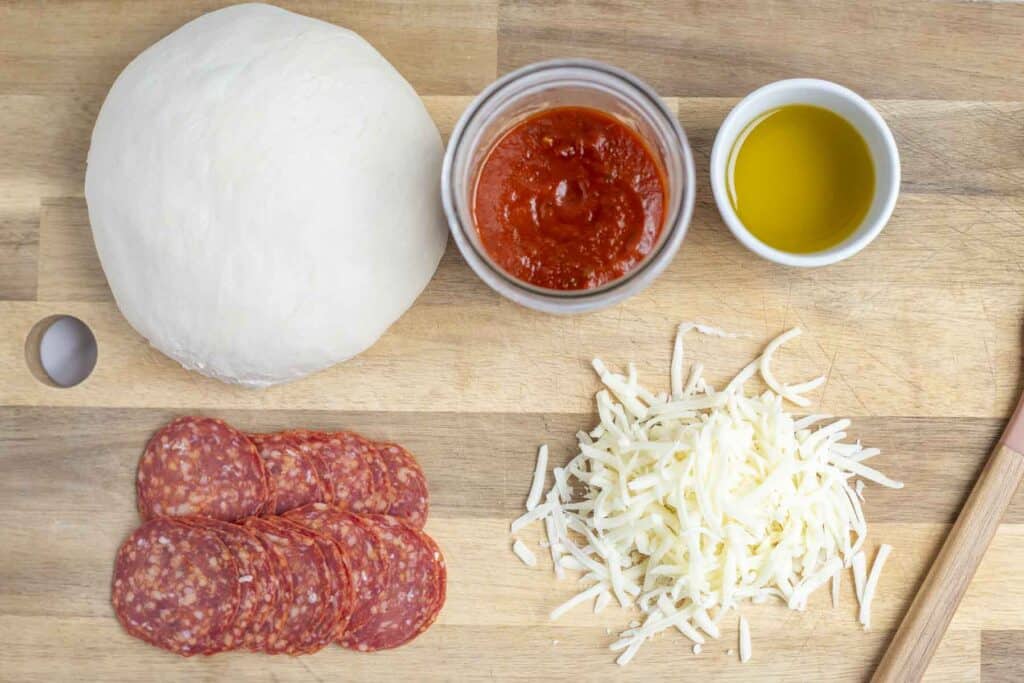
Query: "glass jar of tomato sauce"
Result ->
[[442, 59, 695, 314]]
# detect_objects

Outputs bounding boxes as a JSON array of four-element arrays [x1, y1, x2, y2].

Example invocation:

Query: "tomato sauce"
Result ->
[[472, 106, 667, 291]]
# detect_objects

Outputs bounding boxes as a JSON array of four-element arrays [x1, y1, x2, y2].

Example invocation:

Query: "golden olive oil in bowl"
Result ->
[[726, 104, 875, 254]]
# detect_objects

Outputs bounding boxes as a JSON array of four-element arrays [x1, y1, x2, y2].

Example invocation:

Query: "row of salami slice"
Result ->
[[136, 417, 429, 529], [112, 504, 446, 656]]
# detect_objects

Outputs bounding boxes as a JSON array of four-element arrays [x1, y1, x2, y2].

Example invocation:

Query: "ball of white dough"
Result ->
[[86, 3, 447, 386]]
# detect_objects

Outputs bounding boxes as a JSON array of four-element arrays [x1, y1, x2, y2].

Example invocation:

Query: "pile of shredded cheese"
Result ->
[[510, 324, 902, 666]]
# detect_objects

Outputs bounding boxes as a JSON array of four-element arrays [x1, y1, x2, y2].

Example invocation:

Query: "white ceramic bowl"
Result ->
[[710, 79, 900, 267]]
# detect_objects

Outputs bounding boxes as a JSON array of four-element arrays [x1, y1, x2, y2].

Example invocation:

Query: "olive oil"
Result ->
[[726, 104, 875, 254]]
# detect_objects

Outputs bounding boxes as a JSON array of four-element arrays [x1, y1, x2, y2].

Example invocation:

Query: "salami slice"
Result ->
[[275, 517, 355, 642], [137, 417, 269, 521], [297, 432, 384, 514], [111, 517, 240, 656], [283, 503, 391, 633], [282, 430, 335, 500], [179, 517, 278, 652], [376, 442, 429, 529], [242, 517, 334, 654], [364, 448, 394, 515], [309, 532, 354, 640], [239, 520, 293, 653], [339, 515, 446, 651], [249, 432, 328, 514], [416, 528, 448, 629]]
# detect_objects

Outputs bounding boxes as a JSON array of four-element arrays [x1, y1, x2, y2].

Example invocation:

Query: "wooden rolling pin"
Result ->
[[872, 394, 1024, 682]]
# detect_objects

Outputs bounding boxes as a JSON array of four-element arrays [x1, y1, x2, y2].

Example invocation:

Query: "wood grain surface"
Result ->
[[874, 441, 1024, 682], [1, 1, 1023, 681]]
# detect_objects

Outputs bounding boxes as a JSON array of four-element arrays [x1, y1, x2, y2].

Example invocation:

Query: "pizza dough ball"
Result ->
[[85, 3, 446, 386]]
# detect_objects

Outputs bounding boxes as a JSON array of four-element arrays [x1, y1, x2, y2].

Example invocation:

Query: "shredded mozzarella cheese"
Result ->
[[859, 544, 892, 629], [551, 582, 607, 621], [512, 539, 537, 567], [526, 445, 549, 511], [852, 551, 867, 604], [739, 616, 752, 663], [511, 325, 901, 665]]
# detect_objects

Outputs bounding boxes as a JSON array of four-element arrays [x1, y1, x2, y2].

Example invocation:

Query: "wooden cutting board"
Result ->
[[2, 1, 1023, 681]]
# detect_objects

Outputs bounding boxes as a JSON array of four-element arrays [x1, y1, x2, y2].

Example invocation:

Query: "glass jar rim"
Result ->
[[442, 59, 696, 313]]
